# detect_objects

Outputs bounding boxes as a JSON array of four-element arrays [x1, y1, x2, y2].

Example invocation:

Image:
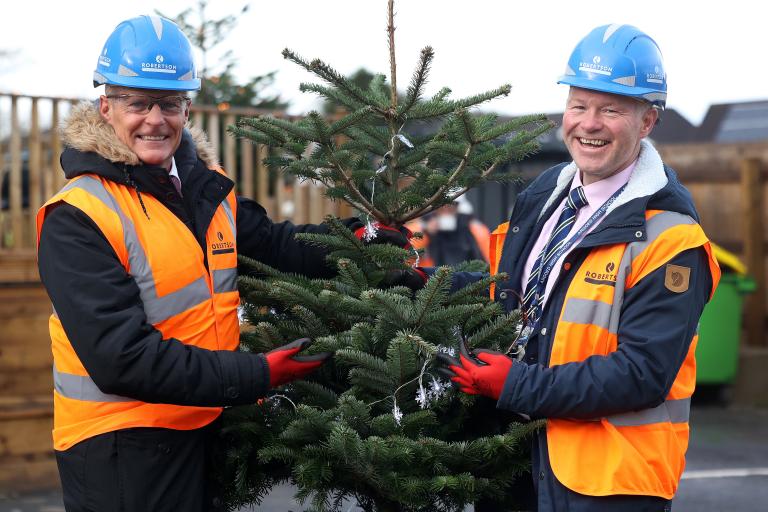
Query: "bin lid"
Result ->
[[711, 242, 747, 275]]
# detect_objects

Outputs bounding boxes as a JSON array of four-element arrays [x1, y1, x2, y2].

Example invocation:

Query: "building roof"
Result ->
[[696, 100, 768, 143]]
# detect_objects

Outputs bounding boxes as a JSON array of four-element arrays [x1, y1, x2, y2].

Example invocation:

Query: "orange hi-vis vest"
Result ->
[[36, 173, 240, 451], [405, 219, 491, 267], [489, 210, 720, 499]]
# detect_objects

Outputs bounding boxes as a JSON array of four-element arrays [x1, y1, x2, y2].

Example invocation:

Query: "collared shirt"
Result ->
[[520, 160, 637, 308], [169, 157, 180, 184]]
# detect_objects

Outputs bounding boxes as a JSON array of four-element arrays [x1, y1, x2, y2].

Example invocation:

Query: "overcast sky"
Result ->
[[1, 0, 764, 125]]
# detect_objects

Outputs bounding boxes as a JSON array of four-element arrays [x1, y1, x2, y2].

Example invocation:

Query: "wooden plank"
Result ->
[[207, 112, 220, 163], [9, 95, 23, 250], [0, 371, 52, 397], [0, 454, 59, 493], [51, 100, 65, 193], [274, 175, 286, 221], [0, 250, 40, 283], [0, 344, 52, 371], [223, 114, 237, 184], [255, 145, 269, 206], [309, 184, 324, 223], [293, 180, 308, 224], [687, 183, 742, 246], [0, 417, 52, 457], [337, 199, 354, 219], [0, 312, 51, 349], [29, 98, 42, 249], [191, 110, 204, 132], [741, 158, 766, 347], [0, 395, 53, 418], [240, 138, 254, 198]]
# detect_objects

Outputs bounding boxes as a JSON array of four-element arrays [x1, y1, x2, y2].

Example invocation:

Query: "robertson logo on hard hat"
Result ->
[[647, 65, 664, 84], [578, 55, 613, 76], [141, 54, 177, 74], [99, 47, 111, 68]]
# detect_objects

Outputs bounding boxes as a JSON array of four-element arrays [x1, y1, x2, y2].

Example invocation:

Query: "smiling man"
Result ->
[[438, 24, 721, 511], [30, 14, 417, 512]]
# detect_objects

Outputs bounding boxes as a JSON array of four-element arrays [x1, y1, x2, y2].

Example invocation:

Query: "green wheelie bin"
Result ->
[[696, 243, 756, 385]]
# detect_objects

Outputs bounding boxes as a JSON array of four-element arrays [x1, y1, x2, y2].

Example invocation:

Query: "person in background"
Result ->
[[36, 15, 408, 512], [407, 195, 491, 267], [438, 24, 720, 511]]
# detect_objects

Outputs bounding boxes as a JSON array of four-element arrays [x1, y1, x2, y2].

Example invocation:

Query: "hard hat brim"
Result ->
[[94, 71, 201, 91], [558, 76, 665, 107]]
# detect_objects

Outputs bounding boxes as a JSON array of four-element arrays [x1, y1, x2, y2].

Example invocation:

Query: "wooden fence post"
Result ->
[[741, 157, 766, 347], [29, 98, 42, 248], [240, 139, 254, 199], [9, 95, 22, 249], [207, 113, 220, 162], [51, 100, 64, 193], [255, 145, 270, 214], [223, 114, 236, 185]]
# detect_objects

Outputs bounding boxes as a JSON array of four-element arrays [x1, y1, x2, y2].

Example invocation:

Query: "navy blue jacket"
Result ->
[[453, 142, 714, 510]]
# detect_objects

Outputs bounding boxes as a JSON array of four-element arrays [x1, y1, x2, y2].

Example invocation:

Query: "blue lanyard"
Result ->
[[535, 184, 627, 290], [511, 184, 627, 358]]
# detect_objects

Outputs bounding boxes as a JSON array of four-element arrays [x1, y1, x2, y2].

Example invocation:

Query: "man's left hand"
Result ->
[[436, 341, 513, 400], [353, 221, 413, 249]]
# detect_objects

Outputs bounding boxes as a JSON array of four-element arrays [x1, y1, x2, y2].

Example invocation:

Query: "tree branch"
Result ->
[[387, 0, 398, 111], [402, 144, 474, 222]]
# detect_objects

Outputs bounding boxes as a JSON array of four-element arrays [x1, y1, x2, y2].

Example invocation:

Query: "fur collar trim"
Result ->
[[538, 139, 668, 220], [61, 101, 218, 168]]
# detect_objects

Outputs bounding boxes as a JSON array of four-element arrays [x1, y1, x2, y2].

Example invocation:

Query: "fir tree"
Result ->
[[214, 2, 550, 510]]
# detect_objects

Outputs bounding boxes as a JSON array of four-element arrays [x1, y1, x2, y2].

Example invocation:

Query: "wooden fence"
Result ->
[[0, 92, 350, 252], [658, 141, 768, 348]]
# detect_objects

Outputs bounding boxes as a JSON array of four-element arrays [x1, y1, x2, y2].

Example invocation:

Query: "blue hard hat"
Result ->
[[93, 15, 201, 91], [558, 24, 666, 109]]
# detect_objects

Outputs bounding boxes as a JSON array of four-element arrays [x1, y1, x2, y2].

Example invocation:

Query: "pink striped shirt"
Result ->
[[520, 161, 636, 308]]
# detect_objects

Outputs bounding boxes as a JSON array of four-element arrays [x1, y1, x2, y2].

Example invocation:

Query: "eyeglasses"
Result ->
[[106, 94, 191, 115]]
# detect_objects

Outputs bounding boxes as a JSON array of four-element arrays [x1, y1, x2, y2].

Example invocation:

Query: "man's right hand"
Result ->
[[265, 338, 331, 388], [436, 341, 512, 400]]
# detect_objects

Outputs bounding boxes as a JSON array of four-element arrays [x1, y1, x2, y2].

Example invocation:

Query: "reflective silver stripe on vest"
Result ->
[[607, 211, 700, 333], [220, 196, 236, 238], [562, 297, 614, 333], [53, 364, 135, 403], [606, 397, 690, 426], [213, 268, 238, 293], [62, 176, 213, 324], [213, 196, 238, 294]]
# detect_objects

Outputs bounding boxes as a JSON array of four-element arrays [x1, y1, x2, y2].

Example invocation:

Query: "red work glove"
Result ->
[[265, 338, 331, 388], [436, 341, 513, 400], [353, 222, 413, 250]]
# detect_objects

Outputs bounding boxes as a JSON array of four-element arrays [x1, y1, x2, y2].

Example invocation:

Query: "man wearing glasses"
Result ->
[[35, 15, 407, 512]]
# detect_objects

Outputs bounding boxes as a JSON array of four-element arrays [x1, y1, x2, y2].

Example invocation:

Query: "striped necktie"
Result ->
[[521, 186, 588, 331], [170, 174, 183, 198]]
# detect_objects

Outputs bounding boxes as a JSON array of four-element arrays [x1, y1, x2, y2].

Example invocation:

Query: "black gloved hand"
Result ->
[[380, 267, 428, 291], [351, 220, 413, 249], [264, 338, 332, 388]]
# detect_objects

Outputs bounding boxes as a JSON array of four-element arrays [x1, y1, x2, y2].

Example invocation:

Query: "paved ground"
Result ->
[[2, 399, 767, 511]]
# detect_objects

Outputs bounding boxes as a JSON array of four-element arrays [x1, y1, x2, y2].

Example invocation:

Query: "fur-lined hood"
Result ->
[[61, 101, 218, 171]]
